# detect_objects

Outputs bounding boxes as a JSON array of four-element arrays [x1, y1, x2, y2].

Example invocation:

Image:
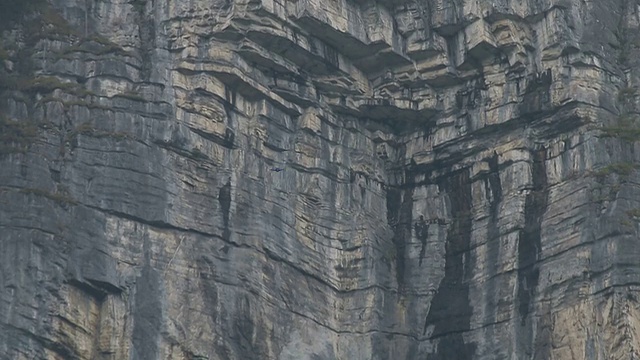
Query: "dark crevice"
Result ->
[[66, 278, 122, 300], [482, 151, 503, 351], [424, 168, 476, 360], [88, 278, 124, 295], [189, 126, 236, 149], [517, 147, 548, 319], [516, 146, 549, 358], [519, 69, 553, 116], [134, 0, 156, 82], [218, 179, 232, 242], [66, 279, 106, 300], [414, 215, 429, 266], [85, 205, 221, 238], [132, 264, 162, 360], [385, 184, 412, 290]]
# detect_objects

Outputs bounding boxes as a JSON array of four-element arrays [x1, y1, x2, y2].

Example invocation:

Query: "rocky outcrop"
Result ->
[[2, 0, 640, 359]]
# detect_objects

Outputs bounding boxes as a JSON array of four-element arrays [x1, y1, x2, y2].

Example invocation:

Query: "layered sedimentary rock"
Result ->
[[1, 0, 640, 359]]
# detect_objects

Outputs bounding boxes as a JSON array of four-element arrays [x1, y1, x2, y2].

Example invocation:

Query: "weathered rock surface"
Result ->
[[1, 0, 640, 359]]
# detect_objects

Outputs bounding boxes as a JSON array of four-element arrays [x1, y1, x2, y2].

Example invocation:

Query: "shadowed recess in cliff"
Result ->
[[520, 69, 553, 116], [424, 169, 476, 360], [133, 0, 156, 81], [386, 185, 413, 289], [481, 151, 503, 349], [219, 180, 232, 242], [132, 263, 163, 360], [485, 152, 503, 279], [516, 146, 549, 357], [415, 215, 430, 266]]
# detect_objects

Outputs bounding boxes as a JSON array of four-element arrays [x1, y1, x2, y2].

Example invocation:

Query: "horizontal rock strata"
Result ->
[[1, 0, 640, 359]]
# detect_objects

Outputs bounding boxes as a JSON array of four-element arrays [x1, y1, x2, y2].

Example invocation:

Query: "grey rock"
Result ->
[[1, 0, 640, 359]]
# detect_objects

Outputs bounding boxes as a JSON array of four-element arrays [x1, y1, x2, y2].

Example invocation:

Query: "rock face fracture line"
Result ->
[[423, 169, 476, 359], [482, 151, 503, 353], [385, 185, 413, 290], [516, 146, 549, 358]]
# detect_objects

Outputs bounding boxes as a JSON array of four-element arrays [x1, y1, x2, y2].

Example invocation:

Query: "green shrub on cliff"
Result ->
[[618, 87, 637, 102], [600, 114, 640, 142], [594, 162, 639, 178], [18, 76, 77, 93], [0, 116, 38, 154]]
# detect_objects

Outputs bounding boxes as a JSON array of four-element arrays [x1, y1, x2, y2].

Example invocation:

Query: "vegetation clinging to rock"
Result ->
[[0, 0, 46, 29], [19, 187, 77, 206], [593, 162, 639, 178], [0, 116, 38, 155]]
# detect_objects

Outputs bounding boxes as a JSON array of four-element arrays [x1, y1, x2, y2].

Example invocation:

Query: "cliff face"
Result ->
[[1, 0, 640, 359]]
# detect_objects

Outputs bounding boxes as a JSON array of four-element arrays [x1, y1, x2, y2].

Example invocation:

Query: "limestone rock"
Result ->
[[1, 0, 640, 359]]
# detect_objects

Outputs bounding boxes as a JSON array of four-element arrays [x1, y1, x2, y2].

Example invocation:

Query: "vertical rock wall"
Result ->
[[1, 0, 640, 359]]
